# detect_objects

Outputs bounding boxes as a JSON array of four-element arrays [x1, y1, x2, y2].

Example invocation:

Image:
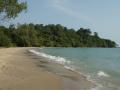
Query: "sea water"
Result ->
[[29, 48, 120, 90]]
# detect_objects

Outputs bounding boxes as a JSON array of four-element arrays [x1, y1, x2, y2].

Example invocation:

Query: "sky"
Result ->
[[9, 0, 120, 46]]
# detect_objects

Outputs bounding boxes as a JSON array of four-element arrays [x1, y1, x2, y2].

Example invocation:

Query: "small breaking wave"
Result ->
[[29, 49, 70, 65], [64, 66, 75, 71], [29, 49, 105, 90], [97, 71, 109, 77]]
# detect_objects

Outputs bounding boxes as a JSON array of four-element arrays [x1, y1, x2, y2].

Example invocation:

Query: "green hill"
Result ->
[[0, 24, 116, 47]]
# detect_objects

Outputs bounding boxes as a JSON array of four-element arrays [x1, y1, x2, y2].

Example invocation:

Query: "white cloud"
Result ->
[[52, 0, 67, 5], [51, 0, 94, 25]]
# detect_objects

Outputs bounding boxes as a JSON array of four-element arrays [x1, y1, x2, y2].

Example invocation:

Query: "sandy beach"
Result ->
[[0, 47, 94, 90], [0, 48, 62, 90]]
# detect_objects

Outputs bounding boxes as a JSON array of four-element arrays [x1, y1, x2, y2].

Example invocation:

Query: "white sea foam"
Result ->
[[90, 83, 103, 90], [64, 66, 75, 71], [39, 48, 43, 49], [97, 71, 109, 77], [29, 49, 104, 90], [29, 49, 70, 65], [91, 86, 101, 90]]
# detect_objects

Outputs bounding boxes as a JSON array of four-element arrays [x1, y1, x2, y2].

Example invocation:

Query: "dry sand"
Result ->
[[0, 48, 62, 90]]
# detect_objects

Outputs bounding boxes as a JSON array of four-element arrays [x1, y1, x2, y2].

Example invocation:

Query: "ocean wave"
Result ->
[[29, 49, 70, 65], [29, 49, 103, 90], [97, 71, 109, 77]]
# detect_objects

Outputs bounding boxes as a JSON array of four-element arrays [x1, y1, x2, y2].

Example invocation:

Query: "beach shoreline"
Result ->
[[0, 47, 95, 90]]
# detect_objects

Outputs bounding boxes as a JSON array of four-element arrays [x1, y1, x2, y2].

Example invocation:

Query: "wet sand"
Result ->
[[0, 47, 95, 90]]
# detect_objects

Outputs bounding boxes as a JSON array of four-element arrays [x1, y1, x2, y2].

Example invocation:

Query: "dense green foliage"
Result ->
[[0, 0, 27, 20], [0, 24, 117, 47]]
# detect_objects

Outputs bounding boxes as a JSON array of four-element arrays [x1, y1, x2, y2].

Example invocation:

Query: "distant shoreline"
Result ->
[[0, 46, 118, 48]]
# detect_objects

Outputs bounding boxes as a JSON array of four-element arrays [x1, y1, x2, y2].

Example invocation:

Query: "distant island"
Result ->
[[0, 24, 116, 47]]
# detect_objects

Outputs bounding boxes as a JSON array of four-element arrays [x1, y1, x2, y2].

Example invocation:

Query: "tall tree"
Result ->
[[0, 0, 27, 20], [94, 32, 99, 38]]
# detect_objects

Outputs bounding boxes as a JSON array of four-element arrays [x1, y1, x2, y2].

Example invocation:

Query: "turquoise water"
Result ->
[[32, 48, 120, 90]]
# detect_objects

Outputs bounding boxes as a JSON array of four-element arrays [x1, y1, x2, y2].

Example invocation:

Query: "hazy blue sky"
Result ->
[[11, 0, 120, 45]]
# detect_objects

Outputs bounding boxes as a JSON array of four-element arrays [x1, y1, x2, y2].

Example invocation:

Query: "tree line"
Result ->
[[0, 23, 116, 47]]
